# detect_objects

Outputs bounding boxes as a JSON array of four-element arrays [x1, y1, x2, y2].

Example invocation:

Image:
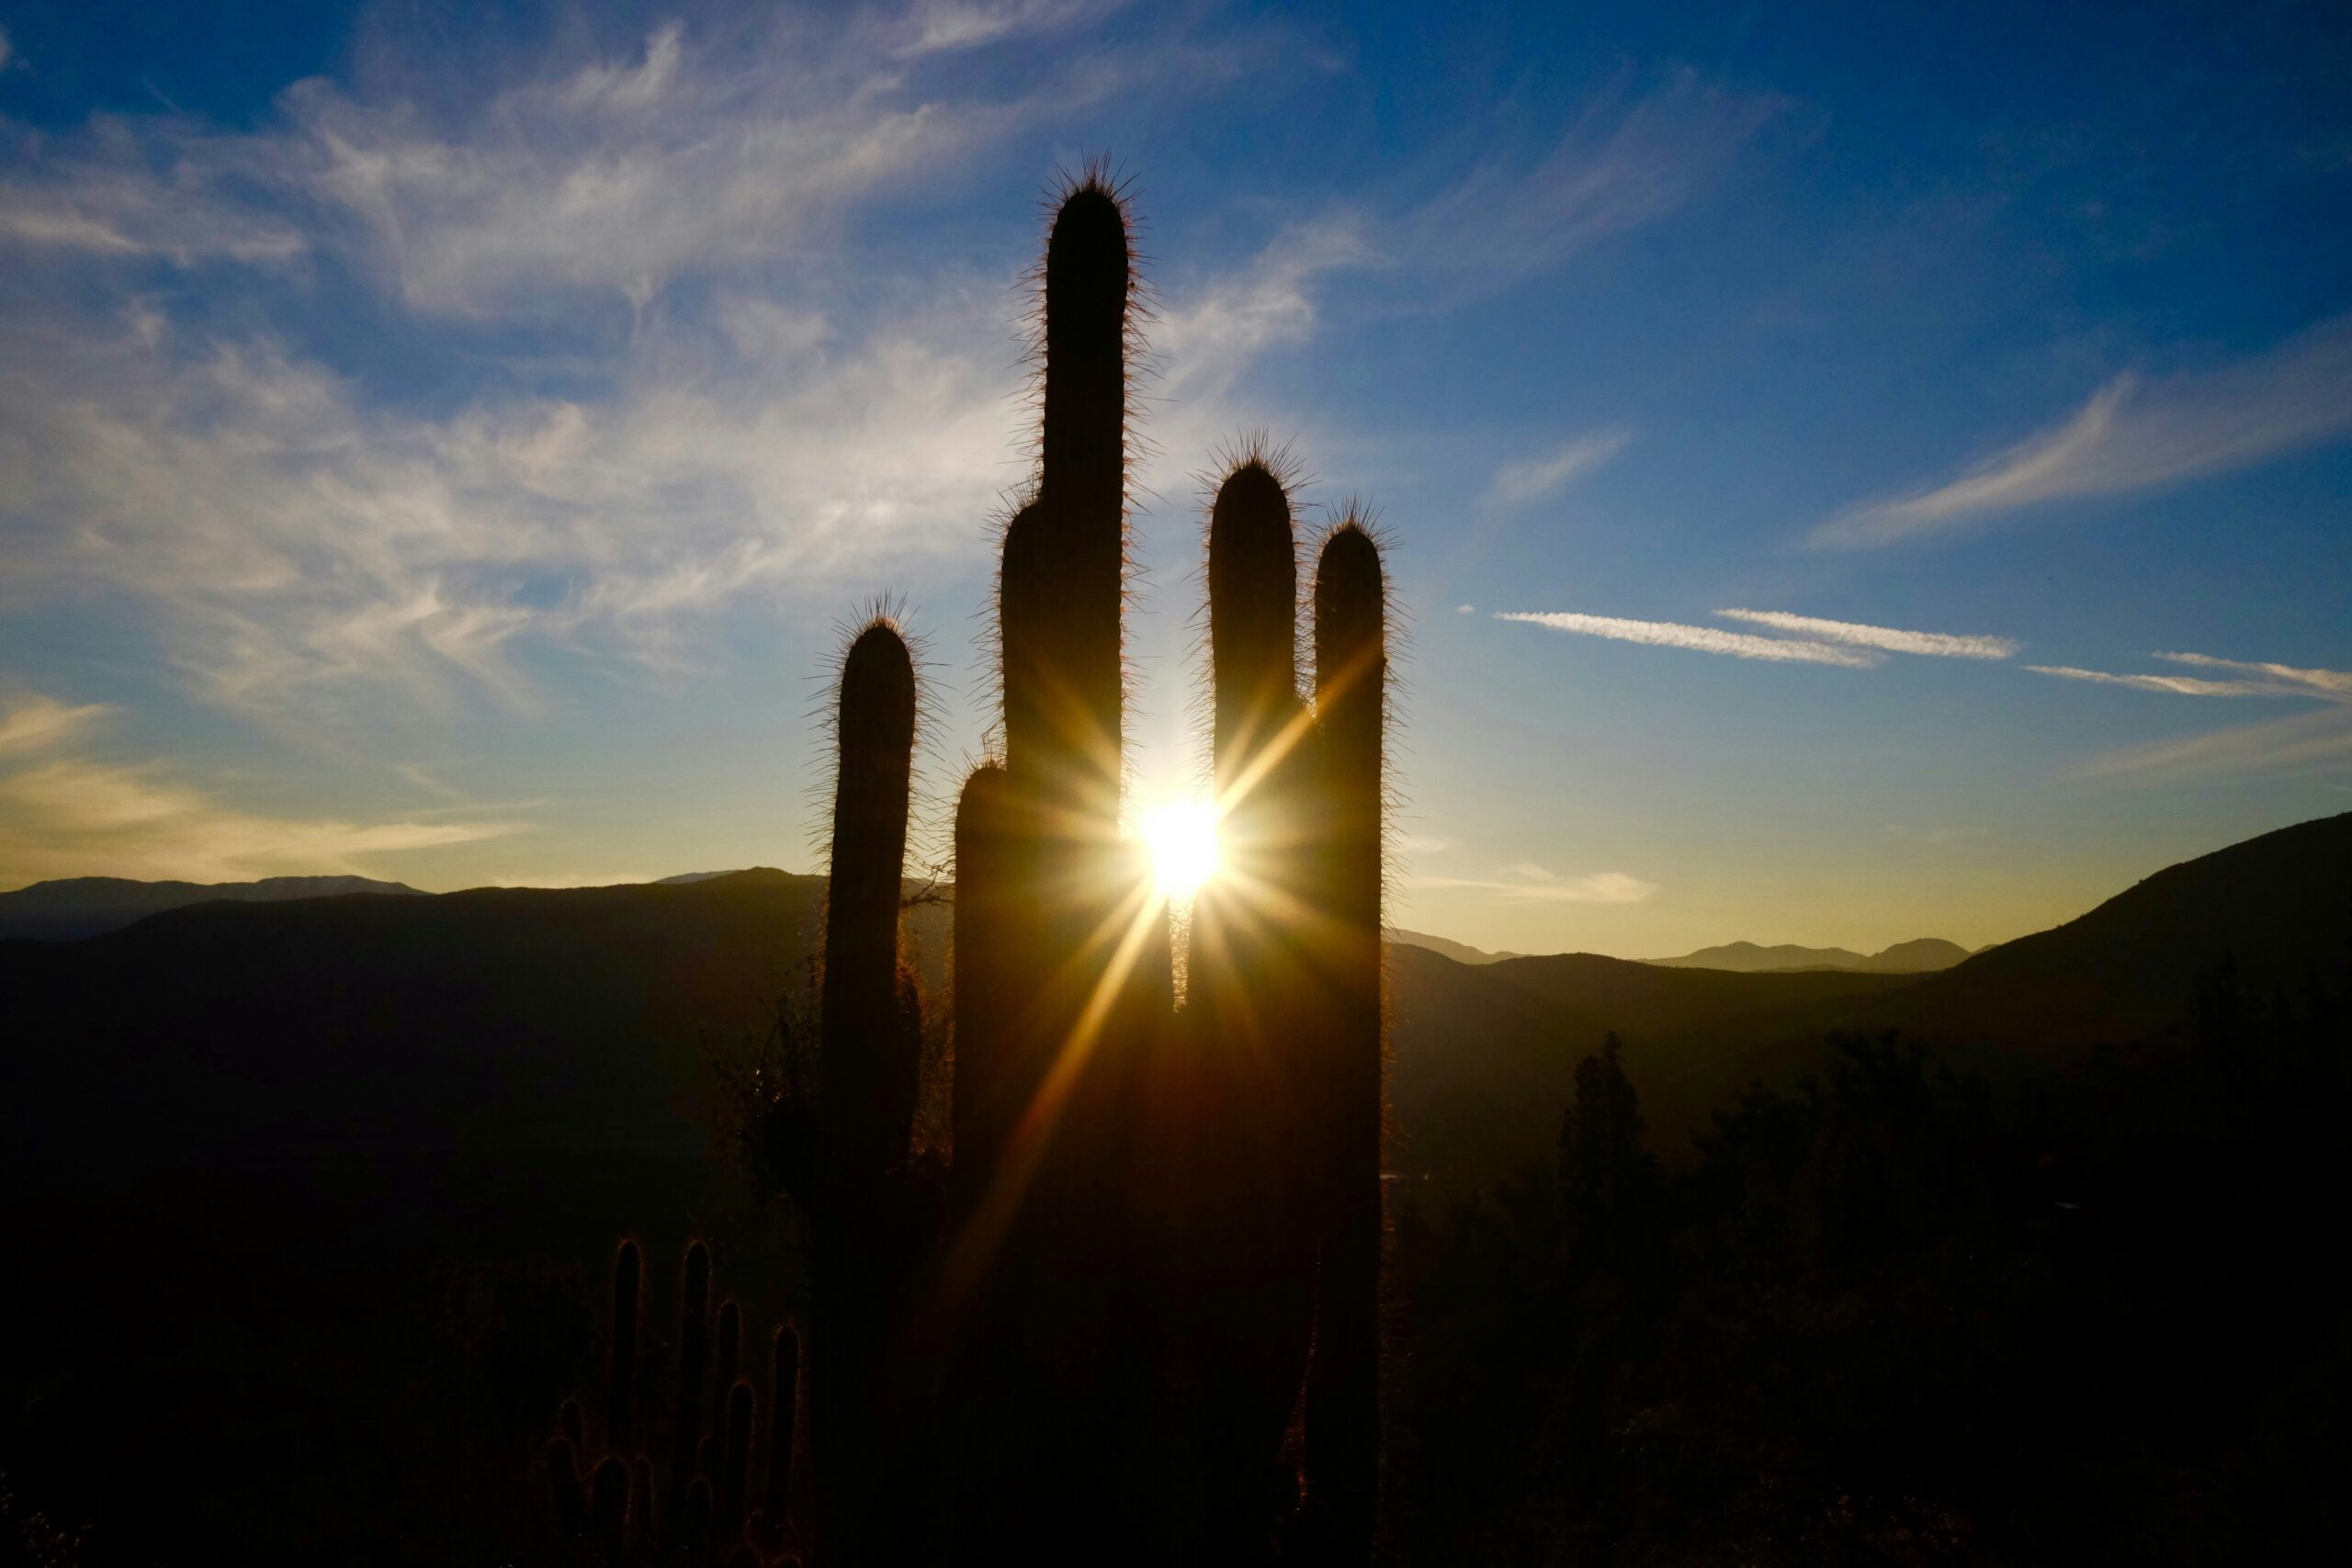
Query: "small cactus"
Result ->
[[763, 1325, 799, 1529], [534, 1240, 799, 1568], [608, 1240, 640, 1452]]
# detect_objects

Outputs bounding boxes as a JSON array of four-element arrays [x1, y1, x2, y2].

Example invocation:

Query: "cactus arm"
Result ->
[[1300, 519, 1388, 1562]]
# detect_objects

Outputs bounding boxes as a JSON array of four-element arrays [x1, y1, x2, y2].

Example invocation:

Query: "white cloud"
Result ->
[[1400, 69, 1777, 288], [1497, 611, 1881, 667], [2153, 650, 2352, 698], [1140, 215, 1371, 477], [0, 141, 305, 263], [2026, 664, 2306, 698], [1483, 429, 1630, 509], [1812, 314, 2352, 547], [0, 757, 522, 886], [896, 0, 1127, 56], [0, 11, 1136, 314], [1714, 608, 2019, 660], [0, 10, 1770, 738], [1416, 866, 1657, 904], [0, 694, 110, 754], [0, 288, 1023, 711], [2062, 705, 2352, 785]]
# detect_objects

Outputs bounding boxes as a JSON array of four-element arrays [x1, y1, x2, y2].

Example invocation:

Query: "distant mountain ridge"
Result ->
[[1646, 936, 1973, 974], [6, 814, 2344, 1201], [0, 874, 423, 942], [1385, 927, 1522, 964]]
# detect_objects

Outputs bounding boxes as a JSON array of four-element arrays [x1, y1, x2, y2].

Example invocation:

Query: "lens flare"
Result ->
[[1142, 798, 1221, 901]]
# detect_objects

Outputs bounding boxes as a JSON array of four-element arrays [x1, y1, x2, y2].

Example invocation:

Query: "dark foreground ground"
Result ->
[[4, 816, 2349, 1562]]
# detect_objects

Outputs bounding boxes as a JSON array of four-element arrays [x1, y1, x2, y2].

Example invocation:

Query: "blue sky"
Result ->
[[1, 0, 2347, 956]]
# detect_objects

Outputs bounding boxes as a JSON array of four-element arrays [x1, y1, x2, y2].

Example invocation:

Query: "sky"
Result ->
[[1, 0, 2348, 958]]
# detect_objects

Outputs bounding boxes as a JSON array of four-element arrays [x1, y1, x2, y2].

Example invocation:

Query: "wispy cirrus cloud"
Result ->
[[2062, 705, 2352, 785], [1400, 68, 1779, 289], [2154, 650, 2352, 698], [896, 0, 1129, 56], [0, 694, 110, 753], [0, 6, 1776, 746], [1482, 429, 1630, 509], [1714, 609, 2018, 660], [1810, 313, 2352, 548], [0, 296, 1023, 710], [0, 12, 1132, 314], [2027, 664, 2310, 698], [1498, 611, 1882, 667], [1417, 864, 1657, 904]]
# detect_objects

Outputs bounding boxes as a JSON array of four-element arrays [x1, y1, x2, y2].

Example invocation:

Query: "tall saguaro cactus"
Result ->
[[1300, 516, 1389, 1564], [805, 172, 1393, 1564], [809, 619, 924, 1564]]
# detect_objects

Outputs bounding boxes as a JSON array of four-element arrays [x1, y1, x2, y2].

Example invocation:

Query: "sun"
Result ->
[[1141, 798, 1222, 901]]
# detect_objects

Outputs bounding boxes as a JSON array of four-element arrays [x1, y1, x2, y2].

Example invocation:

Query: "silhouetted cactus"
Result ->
[[805, 616, 930, 1562], [1297, 514, 1389, 1564], [652, 1241, 706, 1547], [546, 1435, 585, 1545], [589, 1454, 629, 1561], [680, 1475, 713, 1568], [799, 171, 1394, 1562], [762, 1325, 799, 1531], [610, 1240, 641, 1452], [535, 1240, 800, 1568], [718, 1380, 754, 1533]]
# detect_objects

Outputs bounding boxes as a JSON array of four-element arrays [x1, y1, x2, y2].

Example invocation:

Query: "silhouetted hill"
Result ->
[[1646, 938, 1869, 970], [1385, 926, 1521, 964], [1385, 946, 1912, 1197], [1834, 810, 2352, 1050], [11, 816, 2343, 1214], [1634, 811, 2352, 1134], [1645, 935, 1970, 973], [1864, 935, 1972, 971], [0, 873, 423, 942], [1391, 813, 2352, 1194]]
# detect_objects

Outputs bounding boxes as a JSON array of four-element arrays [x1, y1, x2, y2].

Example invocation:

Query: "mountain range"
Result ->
[[1642, 935, 1973, 973], [4, 877, 1967, 978], [0, 873, 422, 942], [1380, 931, 1975, 974], [5, 813, 2344, 1201]]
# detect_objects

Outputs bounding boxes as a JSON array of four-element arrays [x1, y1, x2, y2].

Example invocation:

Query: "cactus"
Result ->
[[718, 1380, 754, 1534], [670, 1240, 712, 1528], [797, 172, 1394, 1561], [609, 1240, 640, 1453], [1297, 514, 1388, 1564], [805, 616, 929, 1562], [589, 1453, 629, 1559], [762, 1325, 799, 1530], [534, 1240, 800, 1568]]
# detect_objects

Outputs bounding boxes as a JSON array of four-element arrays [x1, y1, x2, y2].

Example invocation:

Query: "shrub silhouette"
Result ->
[[1393, 973, 2352, 1562], [796, 172, 1396, 1562]]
